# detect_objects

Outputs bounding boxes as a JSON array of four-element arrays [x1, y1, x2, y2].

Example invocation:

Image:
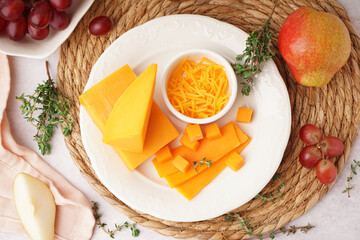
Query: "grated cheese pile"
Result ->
[[167, 57, 231, 119]]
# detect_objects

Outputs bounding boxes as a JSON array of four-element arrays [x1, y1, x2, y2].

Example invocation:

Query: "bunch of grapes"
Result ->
[[0, 0, 71, 41], [299, 124, 344, 184]]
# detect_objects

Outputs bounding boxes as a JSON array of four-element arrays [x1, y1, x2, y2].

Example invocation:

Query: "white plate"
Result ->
[[0, 0, 94, 59], [80, 14, 291, 222]]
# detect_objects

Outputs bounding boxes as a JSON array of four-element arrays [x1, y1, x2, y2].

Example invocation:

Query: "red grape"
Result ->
[[28, 22, 49, 40], [6, 15, 27, 41], [49, 10, 69, 30], [0, 16, 6, 31], [299, 145, 322, 169], [49, 0, 72, 11], [89, 16, 112, 36], [316, 159, 337, 184], [0, 0, 25, 21], [319, 136, 344, 157], [28, 1, 53, 29], [299, 124, 322, 145]]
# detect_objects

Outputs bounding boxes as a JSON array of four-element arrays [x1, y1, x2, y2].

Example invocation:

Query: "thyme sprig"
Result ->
[[232, 2, 278, 95], [255, 223, 314, 240], [193, 157, 212, 172], [223, 213, 314, 239], [343, 160, 360, 197], [256, 173, 285, 202], [92, 201, 140, 238], [16, 61, 73, 155]]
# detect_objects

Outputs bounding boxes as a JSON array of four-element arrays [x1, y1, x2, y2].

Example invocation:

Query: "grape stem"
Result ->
[[316, 144, 325, 159]]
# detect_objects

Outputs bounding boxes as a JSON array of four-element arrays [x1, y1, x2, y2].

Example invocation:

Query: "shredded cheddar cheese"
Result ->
[[167, 57, 231, 119]]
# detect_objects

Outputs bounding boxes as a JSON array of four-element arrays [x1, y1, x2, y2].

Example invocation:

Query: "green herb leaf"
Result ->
[[256, 178, 285, 203], [16, 61, 73, 155], [91, 202, 140, 238], [223, 212, 314, 239], [232, 13, 276, 95], [343, 159, 359, 197], [193, 158, 212, 172]]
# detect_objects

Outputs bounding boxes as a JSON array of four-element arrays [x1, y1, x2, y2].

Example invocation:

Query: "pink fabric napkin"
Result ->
[[0, 54, 95, 239]]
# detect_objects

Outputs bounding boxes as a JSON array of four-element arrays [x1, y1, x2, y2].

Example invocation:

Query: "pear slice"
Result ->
[[13, 173, 56, 240]]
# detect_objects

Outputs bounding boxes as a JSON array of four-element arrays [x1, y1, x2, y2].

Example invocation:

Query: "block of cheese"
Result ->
[[115, 103, 179, 171], [79, 64, 136, 132], [153, 122, 240, 178], [103, 64, 157, 153], [80, 64, 179, 171]]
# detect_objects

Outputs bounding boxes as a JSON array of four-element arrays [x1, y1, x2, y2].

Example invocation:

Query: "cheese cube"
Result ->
[[204, 123, 222, 140], [155, 146, 173, 163], [236, 107, 253, 123], [180, 133, 200, 151], [172, 155, 190, 173], [225, 152, 245, 172], [185, 124, 203, 141]]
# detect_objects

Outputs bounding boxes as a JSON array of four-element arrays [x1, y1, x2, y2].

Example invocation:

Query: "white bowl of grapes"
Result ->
[[0, 0, 94, 59]]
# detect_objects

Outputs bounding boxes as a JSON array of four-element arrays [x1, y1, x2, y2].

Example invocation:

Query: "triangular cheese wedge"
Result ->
[[103, 64, 157, 153], [79, 64, 136, 132]]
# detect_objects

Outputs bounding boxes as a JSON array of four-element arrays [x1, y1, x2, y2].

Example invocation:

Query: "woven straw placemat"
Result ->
[[56, 0, 360, 239]]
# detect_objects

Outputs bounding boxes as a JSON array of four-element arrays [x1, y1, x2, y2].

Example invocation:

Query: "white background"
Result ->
[[1, 1, 360, 239]]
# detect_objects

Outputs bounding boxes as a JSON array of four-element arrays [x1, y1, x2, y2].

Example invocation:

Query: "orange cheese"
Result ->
[[155, 146, 173, 164], [236, 107, 253, 123], [153, 122, 240, 178], [172, 122, 251, 200], [204, 123, 221, 140], [103, 64, 157, 152], [185, 124, 203, 141], [164, 122, 250, 187], [80, 64, 178, 171], [115, 103, 179, 171], [235, 137, 251, 153], [79, 64, 136, 133], [228, 121, 250, 146], [172, 156, 190, 173], [167, 57, 230, 118], [180, 133, 200, 151], [175, 157, 227, 200], [225, 152, 245, 171], [152, 157, 176, 178]]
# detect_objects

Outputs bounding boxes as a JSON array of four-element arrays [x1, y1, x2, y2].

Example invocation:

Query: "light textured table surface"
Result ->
[[1, 1, 360, 239]]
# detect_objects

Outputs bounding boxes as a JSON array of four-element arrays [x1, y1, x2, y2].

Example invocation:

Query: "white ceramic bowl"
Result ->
[[0, 0, 94, 59], [161, 48, 237, 124]]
